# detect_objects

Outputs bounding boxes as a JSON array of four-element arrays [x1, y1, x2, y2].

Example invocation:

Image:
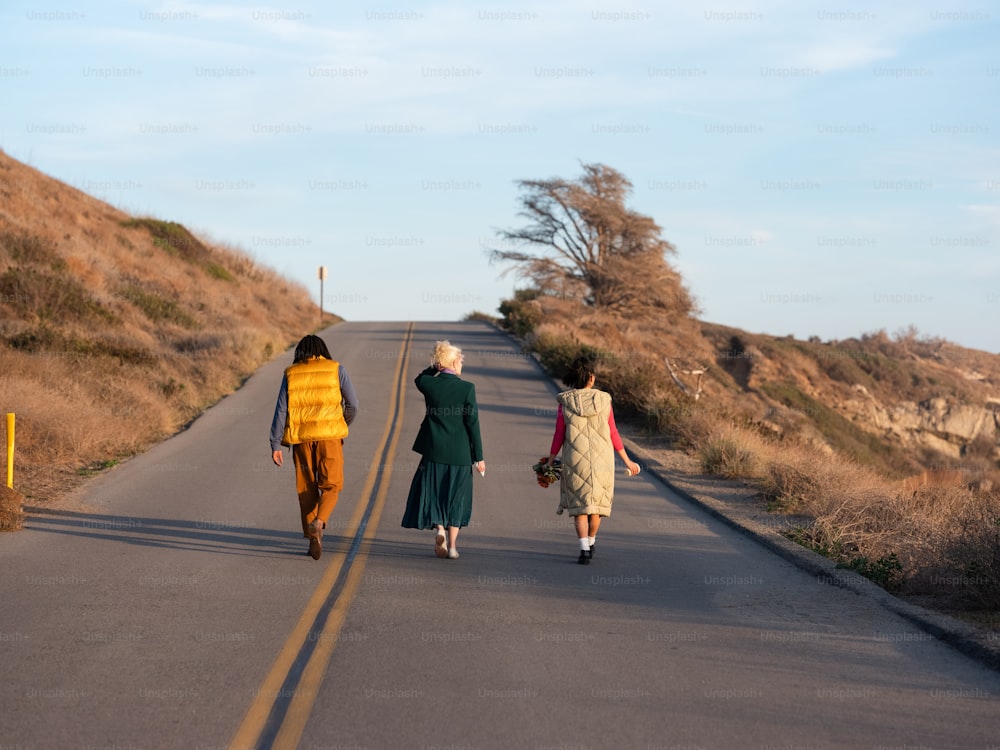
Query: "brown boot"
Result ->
[[307, 519, 323, 560]]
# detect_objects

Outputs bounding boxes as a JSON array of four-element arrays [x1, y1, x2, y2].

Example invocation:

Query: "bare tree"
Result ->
[[490, 163, 695, 316]]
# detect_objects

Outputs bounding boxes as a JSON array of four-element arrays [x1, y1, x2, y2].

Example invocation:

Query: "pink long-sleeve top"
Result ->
[[550, 403, 625, 456]]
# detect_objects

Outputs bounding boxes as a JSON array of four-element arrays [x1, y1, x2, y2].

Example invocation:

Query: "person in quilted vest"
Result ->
[[269, 334, 359, 560], [545, 354, 639, 565]]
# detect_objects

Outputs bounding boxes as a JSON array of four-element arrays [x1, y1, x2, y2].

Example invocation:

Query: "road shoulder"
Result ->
[[620, 426, 1000, 674]]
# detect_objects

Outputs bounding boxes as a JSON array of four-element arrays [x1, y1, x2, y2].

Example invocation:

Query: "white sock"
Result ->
[[578, 538, 590, 551], [588, 536, 596, 546]]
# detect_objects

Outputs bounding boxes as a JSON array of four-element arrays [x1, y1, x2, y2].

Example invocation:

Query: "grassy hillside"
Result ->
[[500, 290, 1000, 619], [0, 150, 330, 506]]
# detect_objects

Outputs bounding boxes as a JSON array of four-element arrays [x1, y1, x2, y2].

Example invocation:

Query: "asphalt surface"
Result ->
[[1, 320, 999, 750]]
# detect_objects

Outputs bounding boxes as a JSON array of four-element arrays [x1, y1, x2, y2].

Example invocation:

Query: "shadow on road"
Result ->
[[24, 506, 310, 558]]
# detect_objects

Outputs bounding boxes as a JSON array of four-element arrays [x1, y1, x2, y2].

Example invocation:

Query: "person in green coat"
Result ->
[[401, 340, 485, 559]]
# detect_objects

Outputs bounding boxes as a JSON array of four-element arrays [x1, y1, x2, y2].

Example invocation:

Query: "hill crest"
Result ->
[[516, 286, 1000, 485], [0, 149, 324, 501]]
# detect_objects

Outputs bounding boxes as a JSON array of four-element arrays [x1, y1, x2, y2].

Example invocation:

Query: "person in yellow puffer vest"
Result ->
[[270, 334, 359, 560]]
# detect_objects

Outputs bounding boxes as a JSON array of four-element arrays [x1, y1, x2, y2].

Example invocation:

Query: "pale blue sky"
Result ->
[[2, 1, 998, 352]]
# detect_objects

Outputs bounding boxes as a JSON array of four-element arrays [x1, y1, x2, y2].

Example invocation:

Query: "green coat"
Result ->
[[411, 366, 484, 466]]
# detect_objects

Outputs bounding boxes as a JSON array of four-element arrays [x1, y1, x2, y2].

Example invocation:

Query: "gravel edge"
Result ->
[[622, 435, 1000, 674]]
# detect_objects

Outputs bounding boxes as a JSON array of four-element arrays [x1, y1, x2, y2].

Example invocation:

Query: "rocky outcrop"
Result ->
[[842, 386, 999, 458]]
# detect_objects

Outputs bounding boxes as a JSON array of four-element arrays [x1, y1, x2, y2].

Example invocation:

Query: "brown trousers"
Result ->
[[292, 439, 344, 536]]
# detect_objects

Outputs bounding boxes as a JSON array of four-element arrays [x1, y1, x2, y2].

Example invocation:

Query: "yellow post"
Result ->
[[6, 413, 13, 489]]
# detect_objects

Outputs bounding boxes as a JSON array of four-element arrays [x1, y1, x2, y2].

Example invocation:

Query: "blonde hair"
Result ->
[[431, 340, 462, 369]]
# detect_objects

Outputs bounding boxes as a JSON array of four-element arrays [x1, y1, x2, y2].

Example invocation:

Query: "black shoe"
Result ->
[[578, 550, 590, 565], [588, 543, 595, 559]]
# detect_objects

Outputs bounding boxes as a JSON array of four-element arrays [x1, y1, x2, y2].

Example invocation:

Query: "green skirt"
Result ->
[[400, 457, 473, 529]]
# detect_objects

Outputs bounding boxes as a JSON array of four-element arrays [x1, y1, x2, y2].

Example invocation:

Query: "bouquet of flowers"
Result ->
[[532, 457, 562, 488]]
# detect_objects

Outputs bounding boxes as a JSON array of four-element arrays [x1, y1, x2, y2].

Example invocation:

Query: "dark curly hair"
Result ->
[[562, 354, 598, 389], [293, 334, 332, 363]]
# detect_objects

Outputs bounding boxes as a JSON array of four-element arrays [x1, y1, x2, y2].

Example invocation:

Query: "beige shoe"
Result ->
[[447, 548, 459, 560], [434, 527, 448, 558]]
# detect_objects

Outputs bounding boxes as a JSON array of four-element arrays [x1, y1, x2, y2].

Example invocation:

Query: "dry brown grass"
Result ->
[[514, 292, 1000, 616], [0, 149, 328, 507], [679, 401, 1000, 611], [0, 485, 25, 530]]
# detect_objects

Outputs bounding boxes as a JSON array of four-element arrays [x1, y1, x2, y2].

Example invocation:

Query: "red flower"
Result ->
[[532, 457, 561, 489]]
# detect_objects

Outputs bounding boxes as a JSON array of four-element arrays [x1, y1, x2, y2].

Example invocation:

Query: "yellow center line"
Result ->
[[229, 322, 414, 750], [272, 328, 412, 748]]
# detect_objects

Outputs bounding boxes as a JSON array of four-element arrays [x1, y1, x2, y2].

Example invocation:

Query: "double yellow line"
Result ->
[[230, 323, 413, 750]]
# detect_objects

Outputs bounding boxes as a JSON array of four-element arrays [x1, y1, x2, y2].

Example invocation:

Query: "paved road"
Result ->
[[1, 321, 999, 750]]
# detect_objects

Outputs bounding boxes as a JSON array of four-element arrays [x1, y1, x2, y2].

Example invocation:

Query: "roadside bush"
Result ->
[[498, 289, 543, 339], [899, 487, 1000, 610], [761, 462, 820, 512], [699, 430, 759, 478], [530, 331, 606, 384], [839, 552, 904, 591], [640, 392, 697, 436]]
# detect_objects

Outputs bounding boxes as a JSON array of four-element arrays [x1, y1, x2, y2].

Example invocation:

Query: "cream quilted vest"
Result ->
[[556, 388, 615, 517]]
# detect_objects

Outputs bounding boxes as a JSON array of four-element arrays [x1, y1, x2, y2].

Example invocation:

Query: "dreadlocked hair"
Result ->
[[293, 334, 332, 363]]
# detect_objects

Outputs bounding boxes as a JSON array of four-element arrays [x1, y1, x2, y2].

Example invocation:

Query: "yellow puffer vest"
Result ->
[[281, 357, 349, 446]]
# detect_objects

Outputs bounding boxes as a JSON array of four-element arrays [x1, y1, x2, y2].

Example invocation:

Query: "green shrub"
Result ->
[[121, 218, 233, 281], [498, 288, 542, 338], [77, 459, 119, 477], [0, 230, 65, 270], [0, 267, 117, 324], [119, 284, 198, 329], [7, 324, 62, 353], [463, 310, 498, 324], [838, 553, 903, 591], [787, 525, 904, 592], [7, 324, 154, 365], [204, 262, 234, 282]]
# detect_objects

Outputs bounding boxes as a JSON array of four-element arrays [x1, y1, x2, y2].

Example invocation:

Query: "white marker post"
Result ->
[[318, 265, 327, 325]]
